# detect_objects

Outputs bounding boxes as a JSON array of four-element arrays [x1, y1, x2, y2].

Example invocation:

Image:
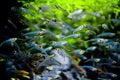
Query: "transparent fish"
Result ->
[[112, 19, 120, 24], [82, 66, 97, 72], [105, 72, 118, 78], [61, 23, 74, 35], [85, 58, 101, 63], [62, 23, 74, 32], [73, 49, 87, 60], [87, 11, 101, 17], [86, 30, 96, 35], [23, 31, 41, 36], [86, 46, 97, 52], [73, 25, 84, 33], [79, 55, 87, 60], [29, 46, 47, 54], [111, 53, 120, 62], [104, 42, 119, 52], [56, 34, 65, 39], [21, 7, 34, 15], [87, 38, 102, 42], [50, 41, 68, 50], [97, 32, 116, 38], [39, 5, 50, 12], [73, 49, 85, 55], [41, 29, 57, 38], [102, 24, 109, 30], [97, 77, 110, 80], [68, 10, 83, 18], [61, 25, 70, 35], [87, 38, 113, 45], [47, 20, 58, 28], [44, 47, 53, 52], [26, 42, 37, 48], [19, 28, 30, 32], [0, 38, 17, 47], [8, 19, 17, 29], [63, 34, 80, 39], [68, 10, 86, 20], [26, 3, 36, 10]]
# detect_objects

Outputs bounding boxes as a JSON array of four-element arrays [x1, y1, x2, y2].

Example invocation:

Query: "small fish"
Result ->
[[61, 23, 74, 35], [73, 50, 87, 60], [21, 7, 34, 15], [73, 49, 85, 55], [55, 5, 66, 11], [44, 47, 53, 52], [63, 34, 80, 39], [112, 19, 120, 24], [26, 3, 36, 10], [97, 77, 110, 80], [73, 25, 84, 33], [38, 5, 50, 12], [87, 11, 101, 17], [102, 24, 109, 30], [111, 53, 120, 63], [41, 29, 57, 38], [86, 30, 96, 35], [0, 38, 17, 47], [86, 46, 97, 52], [26, 42, 37, 48], [68, 10, 86, 20], [50, 41, 68, 50], [87, 38, 113, 45], [29, 46, 47, 55], [82, 66, 97, 72], [97, 32, 116, 38], [23, 31, 41, 36], [0, 38, 22, 52], [47, 20, 58, 28], [8, 19, 17, 29], [105, 72, 118, 78], [85, 58, 101, 63]]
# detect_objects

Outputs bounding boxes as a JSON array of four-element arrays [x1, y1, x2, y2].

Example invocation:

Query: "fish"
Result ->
[[0, 38, 17, 47]]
